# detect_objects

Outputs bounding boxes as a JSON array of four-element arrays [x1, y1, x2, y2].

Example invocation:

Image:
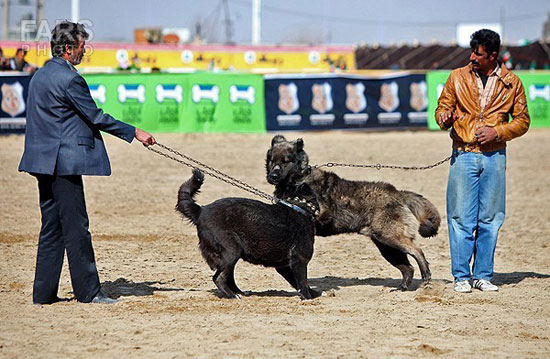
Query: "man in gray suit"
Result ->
[[19, 21, 156, 304]]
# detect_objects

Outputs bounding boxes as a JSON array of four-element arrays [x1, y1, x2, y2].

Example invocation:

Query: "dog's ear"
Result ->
[[298, 150, 309, 168], [265, 149, 272, 171], [271, 135, 286, 146], [294, 138, 304, 152], [296, 139, 309, 172]]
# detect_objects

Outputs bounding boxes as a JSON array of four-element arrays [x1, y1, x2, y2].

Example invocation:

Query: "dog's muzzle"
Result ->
[[268, 171, 281, 184], [268, 165, 282, 184]]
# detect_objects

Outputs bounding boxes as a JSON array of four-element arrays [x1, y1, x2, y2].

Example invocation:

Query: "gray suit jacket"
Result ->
[[19, 56, 135, 176]]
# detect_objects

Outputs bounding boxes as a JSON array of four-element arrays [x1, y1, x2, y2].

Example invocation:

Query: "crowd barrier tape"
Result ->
[[427, 70, 550, 130]]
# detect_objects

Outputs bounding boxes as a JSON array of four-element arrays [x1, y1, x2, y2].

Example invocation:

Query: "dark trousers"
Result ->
[[33, 174, 100, 304]]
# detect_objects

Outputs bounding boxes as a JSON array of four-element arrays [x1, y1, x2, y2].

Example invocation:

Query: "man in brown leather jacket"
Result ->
[[435, 29, 530, 293]]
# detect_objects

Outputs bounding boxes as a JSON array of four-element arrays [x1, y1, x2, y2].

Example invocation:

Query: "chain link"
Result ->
[[147, 143, 451, 207], [147, 143, 277, 203], [314, 155, 453, 171]]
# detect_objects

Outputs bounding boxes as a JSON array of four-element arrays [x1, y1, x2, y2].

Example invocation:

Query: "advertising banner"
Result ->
[[83, 72, 266, 133], [517, 72, 550, 129], [427, 70, 550, 130], [84, 73, 185, 132], [0, 73, 31, 133], [182, 72, 265, 133], [0, 41, 355, 72], [265, 73, 429, 131]]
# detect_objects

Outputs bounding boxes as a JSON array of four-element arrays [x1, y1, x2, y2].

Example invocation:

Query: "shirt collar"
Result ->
[[473, 62, 500, 78], [65, 59, 78, 72]]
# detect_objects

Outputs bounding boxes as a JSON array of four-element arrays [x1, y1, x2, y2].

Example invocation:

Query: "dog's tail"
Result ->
[[401, 190, 440, 238], [176, 169, 204, 225]]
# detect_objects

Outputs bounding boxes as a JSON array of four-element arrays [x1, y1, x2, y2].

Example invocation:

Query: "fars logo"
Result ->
[[118, 84, 145, 103], [529, 84, 550, 101], [89, 84, 106, 104], [156, 84, 183, 103], [229, 85, 255, 104], [192, 84, 220, 103]]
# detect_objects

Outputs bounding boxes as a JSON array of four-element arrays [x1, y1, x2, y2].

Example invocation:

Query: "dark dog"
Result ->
[[266, 135, 441, 290], [176, 169, 321, 299]]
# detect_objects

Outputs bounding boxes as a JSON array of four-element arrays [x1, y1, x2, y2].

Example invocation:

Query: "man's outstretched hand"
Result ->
[[135, 128, 156, 147]]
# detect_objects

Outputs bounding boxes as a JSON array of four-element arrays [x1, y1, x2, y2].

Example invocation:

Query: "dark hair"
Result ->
[[15, 48, 27, 56], [470, 29, 500, 57], [50, 21, 89, 57]]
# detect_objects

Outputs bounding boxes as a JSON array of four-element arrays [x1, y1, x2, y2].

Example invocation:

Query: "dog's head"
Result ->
[[266, 135, 310, 185]]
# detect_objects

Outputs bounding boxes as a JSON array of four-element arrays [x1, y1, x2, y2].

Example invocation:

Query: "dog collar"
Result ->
[[276, 198, 311, 216]]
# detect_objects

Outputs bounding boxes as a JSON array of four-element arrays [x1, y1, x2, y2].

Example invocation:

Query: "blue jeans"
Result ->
[[447, 149, 506, 282]]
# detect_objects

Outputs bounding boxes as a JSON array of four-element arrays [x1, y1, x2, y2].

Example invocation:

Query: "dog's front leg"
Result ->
[[289, 258, 320, 300]]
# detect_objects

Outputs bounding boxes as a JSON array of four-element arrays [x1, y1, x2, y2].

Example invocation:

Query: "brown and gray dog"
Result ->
[[266, 135, 441, 290]]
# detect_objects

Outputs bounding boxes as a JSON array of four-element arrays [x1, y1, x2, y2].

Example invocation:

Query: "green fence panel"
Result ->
[[426, 71, 451, 130], [427, 70, 550, 130], [182, 72, 265, 133], [83, 72, 266, 133], [516, 71, 550, 129]]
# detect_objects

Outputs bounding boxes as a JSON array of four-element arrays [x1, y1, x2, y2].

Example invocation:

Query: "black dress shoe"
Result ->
[[91, 290, 118, 304], [33, 296, 71, 305]]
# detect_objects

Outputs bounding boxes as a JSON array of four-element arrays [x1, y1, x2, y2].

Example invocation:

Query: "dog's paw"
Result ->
[[309, 288, 323, 299]]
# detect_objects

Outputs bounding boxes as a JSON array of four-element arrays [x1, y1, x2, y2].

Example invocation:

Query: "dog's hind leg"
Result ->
[[371, 239, 414, 291], [395, 236, 431, 284], [407, 243, 431, 284], [372, 233, 431, 286], [212, 241, 243, 299]]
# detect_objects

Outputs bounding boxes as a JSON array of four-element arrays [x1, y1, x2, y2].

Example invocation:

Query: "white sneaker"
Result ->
[[454, 280, 472, 293], [473, 279, 499, 292]]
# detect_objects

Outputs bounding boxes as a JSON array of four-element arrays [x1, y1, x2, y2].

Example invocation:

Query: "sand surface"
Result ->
[[1, 129, 549, 358]]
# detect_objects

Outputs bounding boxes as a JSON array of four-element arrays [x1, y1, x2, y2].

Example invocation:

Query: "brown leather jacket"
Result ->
[[435, 62, 530, 152]]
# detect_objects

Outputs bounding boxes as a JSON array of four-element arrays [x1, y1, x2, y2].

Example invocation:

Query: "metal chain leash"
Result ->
[[314, 155, 453, 171], [147, 143, 277, 203], [147, 143, 451, 213]]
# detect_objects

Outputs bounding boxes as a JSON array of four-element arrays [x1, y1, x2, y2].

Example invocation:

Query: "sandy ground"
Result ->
[[0, 129, 549, 359]]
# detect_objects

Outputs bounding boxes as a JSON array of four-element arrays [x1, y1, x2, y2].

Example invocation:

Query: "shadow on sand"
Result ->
[[101, 278, 185, 299], [309, 276, 451, 292], [492, 271, 550, 285]]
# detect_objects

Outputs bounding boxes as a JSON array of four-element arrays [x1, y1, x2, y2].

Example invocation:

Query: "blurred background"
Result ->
[[1, 0, 549, 133]]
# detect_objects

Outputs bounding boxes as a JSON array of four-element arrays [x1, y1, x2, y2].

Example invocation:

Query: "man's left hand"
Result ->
[[135, 128, 156, 147], [475, 126, 498, 145]]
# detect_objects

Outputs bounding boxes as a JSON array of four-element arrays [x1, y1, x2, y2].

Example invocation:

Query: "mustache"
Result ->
[[470, 60, 480, 66]]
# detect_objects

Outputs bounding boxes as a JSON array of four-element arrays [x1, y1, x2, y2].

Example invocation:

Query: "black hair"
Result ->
[[470, 29, 500, 57], [50, 21, 89, 57]]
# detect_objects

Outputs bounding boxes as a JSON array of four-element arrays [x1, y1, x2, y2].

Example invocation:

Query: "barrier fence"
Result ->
[[265, 73, 429, 131], [2, 71, 549, 133], [84, 72, 266, 133]]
